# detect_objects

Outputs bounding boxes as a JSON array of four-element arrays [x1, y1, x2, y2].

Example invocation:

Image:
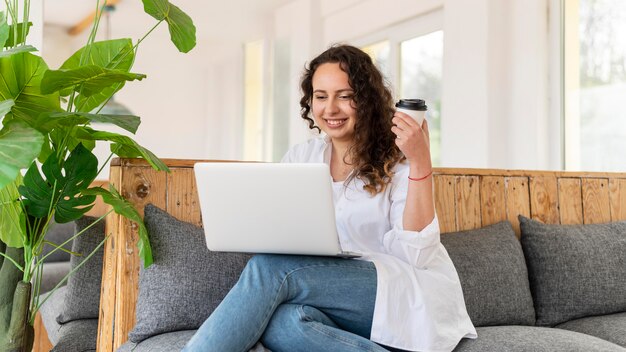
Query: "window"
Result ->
[[563, 0, 626, 171], [355, 11, 444, 166]]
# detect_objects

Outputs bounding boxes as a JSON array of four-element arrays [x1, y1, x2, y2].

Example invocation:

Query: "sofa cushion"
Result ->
[[56, 216, 106, 323], [556, 312, 626, 347], [39, 286, 67, 345], [118, 331, 271, 352], [440, 221, 535, 326], [519, 216, 626, 326], [41, 220, 75, 263], [39, 261, 71, 294], [50, 318, 98, 352], [128, 204, 252, 343], [453, 326, 626, 352]]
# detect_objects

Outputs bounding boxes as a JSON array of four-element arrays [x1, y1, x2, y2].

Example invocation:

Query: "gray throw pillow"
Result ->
[[519, 215, 626, 326], [128, 204, 252, 343], [56, 216, 106, 323], [440, 221, 535, 327]]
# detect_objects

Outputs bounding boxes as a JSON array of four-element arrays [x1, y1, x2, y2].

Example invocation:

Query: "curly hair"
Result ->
[[300, 44, 404, 195]]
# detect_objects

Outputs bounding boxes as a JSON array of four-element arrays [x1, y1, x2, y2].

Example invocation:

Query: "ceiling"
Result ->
[[44, 0, 294, 39]]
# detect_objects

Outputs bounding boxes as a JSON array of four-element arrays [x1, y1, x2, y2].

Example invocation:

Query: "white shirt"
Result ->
[[282, 137, 477, 352]]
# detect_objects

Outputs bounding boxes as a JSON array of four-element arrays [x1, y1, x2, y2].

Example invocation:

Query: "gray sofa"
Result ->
[[41, 206, 626, 352]]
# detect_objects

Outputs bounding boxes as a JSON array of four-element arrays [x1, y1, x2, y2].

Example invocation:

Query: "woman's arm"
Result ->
[[391, 113, 435, 232]]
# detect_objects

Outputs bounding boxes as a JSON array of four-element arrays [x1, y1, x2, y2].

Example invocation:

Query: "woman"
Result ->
[[183, 45, 476, 352]]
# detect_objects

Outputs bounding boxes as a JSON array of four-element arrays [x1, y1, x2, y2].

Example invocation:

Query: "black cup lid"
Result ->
[[395, 99, 427, 111]]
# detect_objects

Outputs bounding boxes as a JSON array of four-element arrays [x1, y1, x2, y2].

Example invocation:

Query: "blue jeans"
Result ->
[[182, 254, 389, 352]]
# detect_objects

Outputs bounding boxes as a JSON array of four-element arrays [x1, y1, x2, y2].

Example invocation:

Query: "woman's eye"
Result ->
[[314, 95, 327, 100], [339, 95, 352, 100]]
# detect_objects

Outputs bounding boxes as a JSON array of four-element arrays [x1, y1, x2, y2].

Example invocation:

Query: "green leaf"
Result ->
[[0, 44, 37, 58], [0, 52, 61, 127], [0, 99, 15, 118], [5, 22, 32, 47], [60, 39, 135, 112], [0, 174, 26, 248], [83, 185, 153, 267], [0, 12, 8, 48], [36, 112, 140, 134], [0, 120, 43, 190], [19, 144, 98, 223], [79, 128, 169, 172], [41, 65, 146, 97], [142, 0, 196, 53]]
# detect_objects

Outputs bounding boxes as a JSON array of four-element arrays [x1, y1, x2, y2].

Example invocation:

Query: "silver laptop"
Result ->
[[194, 162, 360, 257]]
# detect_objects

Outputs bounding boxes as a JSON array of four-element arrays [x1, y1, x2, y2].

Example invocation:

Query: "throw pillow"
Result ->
[[128, 204, 252, 343], [440, 221, 535, 327], [519, 215, 626, 326], [56, 216, 106, 323]]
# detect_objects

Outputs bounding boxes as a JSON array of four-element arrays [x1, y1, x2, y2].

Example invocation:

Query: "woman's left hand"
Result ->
[[391, 112, 432, 174]]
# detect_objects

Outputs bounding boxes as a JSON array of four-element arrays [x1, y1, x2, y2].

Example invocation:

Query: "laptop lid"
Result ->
[[194, 162, 346, 256]]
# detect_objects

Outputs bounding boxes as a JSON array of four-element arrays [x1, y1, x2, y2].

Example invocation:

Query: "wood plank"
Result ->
[[609, 178, 626, 221], [505, 177, 530, 238], [558, 178, 583, 224], [112, 167, 168, 349], [434, 175, 456, 233], [114, 158, 626, 179], [456, 176, 481, 231], [33, 311, 53, 352], [97, 166, 121, 352], [167, 168, 202, 227], [480, 176, 506, 226], [582, 178, 611, 224], [530, 175, 560, 224]]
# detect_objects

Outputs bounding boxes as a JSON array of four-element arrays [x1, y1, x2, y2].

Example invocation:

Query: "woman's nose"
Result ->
[[326, 98, 340, 114]]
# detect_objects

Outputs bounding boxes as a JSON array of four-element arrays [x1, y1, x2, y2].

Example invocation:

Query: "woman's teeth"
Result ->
[[326, 119, 347, 126]]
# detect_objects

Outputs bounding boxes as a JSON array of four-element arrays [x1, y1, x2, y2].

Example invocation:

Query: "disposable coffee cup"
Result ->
[[396, 99, 427, 126]]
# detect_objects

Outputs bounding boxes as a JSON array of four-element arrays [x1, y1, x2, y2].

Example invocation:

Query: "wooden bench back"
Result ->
[[96, 158, 626, 351]]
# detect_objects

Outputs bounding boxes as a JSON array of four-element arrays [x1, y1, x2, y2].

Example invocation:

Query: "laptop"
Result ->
[[194, 162, 360, 257]]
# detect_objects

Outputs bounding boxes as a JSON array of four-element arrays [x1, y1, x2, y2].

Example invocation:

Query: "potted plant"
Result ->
[[0, 0, 196, 350]]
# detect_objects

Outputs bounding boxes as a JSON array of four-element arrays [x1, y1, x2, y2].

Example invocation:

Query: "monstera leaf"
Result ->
[[0, 12, 8, 48], [142, 0, 196, 53], [83, 185, 153, 267], [19, 144, 98, 223]]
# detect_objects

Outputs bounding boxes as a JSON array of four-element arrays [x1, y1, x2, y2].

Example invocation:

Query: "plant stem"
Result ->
[[96, 152, 114, 178], [31, 233, 111, 324], [0, 251, 24, 271]]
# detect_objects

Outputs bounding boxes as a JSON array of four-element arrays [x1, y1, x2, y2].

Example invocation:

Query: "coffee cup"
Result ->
[[395, 99, 427, 126]]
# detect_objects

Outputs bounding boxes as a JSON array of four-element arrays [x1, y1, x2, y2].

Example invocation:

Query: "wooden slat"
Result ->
[[33, 311, 53, 352], [583, 178, 611, 224], [456, 176, 481, 231], [558, 178, 583, 224], [167, 168, 202, 227], [609, 178, 626, 221], [97, 167, 121, 352], [434, 175, 456, 233], [111, 158, 626, 179], [480, 176, 506, 226], [112, 166, 167, 349], [530, 175, 559, 224], [505, 177, 530, 237]]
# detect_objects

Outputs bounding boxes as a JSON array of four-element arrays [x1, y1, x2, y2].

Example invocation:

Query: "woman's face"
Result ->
[[311, 63, 357, 144]]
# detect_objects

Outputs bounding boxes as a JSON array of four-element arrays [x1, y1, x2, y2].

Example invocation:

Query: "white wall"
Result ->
[[39, 0, 562, 179]]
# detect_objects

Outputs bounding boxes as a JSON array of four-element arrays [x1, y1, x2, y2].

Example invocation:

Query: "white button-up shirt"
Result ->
[[282, 137, 477, 352]]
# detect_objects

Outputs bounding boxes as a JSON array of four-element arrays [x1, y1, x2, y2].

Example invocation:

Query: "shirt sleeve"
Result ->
[[381, 168, 441, 269]]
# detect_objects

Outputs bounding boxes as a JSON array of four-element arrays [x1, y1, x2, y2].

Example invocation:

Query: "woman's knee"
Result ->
[[261, 304, 338, 349]]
